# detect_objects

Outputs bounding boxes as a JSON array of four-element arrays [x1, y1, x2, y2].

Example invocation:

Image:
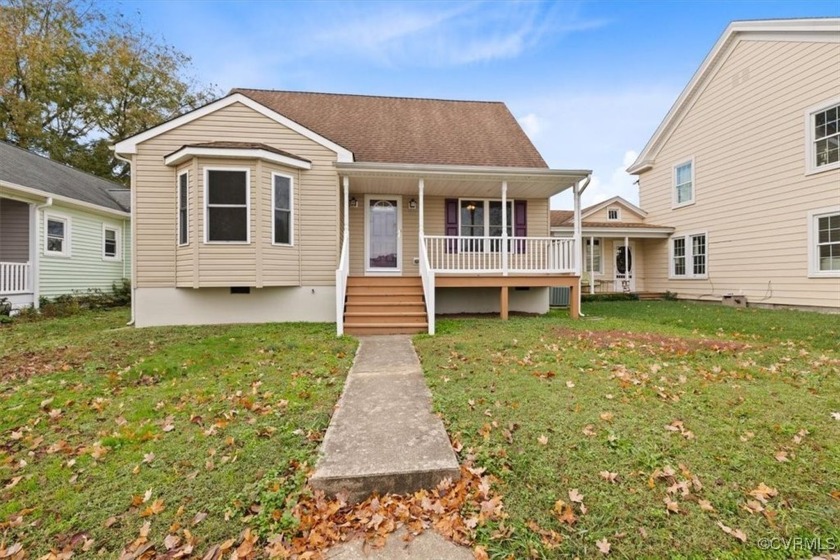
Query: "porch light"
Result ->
[[408, 198, 417, 210], [466, 202, 476, 212], [349, 197, 358, 208]]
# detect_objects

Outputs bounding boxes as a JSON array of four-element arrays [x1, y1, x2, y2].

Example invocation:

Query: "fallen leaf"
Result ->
[[192, 512, 208, 526], [582, 425, 597, 437], [748, 483, 778, 504], [744, 500, 764, 514], [568, 489, 584, 503], [774, 450, 789, 463], [474, 546, 489, 560], [664, 497, 679, 514], [538, 435, 548, 446], [599, 412, 614, 422], [596, 537, 611, 554], [566, 380, 575, 388], [599, 471, 618, 484], [716, 521, 747, 543], [831, 412, 840, 421], [698, 500, 715, 512], [143, 452, 155, 464]]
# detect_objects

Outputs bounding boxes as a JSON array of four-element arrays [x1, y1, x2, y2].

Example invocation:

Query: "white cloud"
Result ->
[[518, 113, 542, 138], [584, 150, 639, 206]]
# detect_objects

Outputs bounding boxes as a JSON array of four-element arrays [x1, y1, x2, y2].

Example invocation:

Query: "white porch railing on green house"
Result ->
[[423, 236, 576, 274], [0, 262, 31, 295], [335, 236, 350, 336], [418, 239, 435, 335]]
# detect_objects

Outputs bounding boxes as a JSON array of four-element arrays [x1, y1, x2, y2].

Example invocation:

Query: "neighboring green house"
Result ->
[[0, 141, 131, 311]]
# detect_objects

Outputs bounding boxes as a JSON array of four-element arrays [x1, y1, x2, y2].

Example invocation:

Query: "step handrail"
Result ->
[[335, 236, 350, 336], [418, 239, 435, 335]]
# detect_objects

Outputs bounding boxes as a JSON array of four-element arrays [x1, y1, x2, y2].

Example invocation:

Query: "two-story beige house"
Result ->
[[115, 90, 592, 333], [626, 18, 840, 311]]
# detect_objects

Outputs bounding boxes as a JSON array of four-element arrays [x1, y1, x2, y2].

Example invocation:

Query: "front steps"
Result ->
[[637, 292, 667, 301], [343, 276, 428, 335]]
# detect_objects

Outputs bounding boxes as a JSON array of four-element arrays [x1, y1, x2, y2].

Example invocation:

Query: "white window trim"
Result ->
[[102, 224, 121, 261], [672, 157, 696, 209], [807, 206, 840, 278], [271, 171, 294, 247], [804, 97, 840, 175], [177, 170, 189, 247], [585, 237, 603, 275], [44, 213, 71, 258], [607, 207, 621, 221], [669, 231, 708, 280], [203, 166, 251, 244]]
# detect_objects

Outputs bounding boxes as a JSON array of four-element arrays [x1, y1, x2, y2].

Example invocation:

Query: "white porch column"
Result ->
[[342, 176, 349, 240], [418, 178, 425, 238], [501, 180, 508, 276], [589, 235, 595, 295], [573, 182, 582, 276], [624, 235, 629, 293]]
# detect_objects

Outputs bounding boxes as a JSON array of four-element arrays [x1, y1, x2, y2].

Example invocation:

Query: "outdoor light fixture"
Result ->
[[349, 197, 358, 208], [409, 198, 417, 209], [466, 202, 477, 212]]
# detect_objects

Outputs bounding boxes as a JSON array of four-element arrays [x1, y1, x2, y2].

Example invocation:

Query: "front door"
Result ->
[[365, 196, 401, 273], [614, 243, 635, 292]]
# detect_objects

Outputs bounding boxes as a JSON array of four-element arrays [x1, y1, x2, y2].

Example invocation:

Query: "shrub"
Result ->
[[582, 292, 639, 302], [15, 279, 131, 321]]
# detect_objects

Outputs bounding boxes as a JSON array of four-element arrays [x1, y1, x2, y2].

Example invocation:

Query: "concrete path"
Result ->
[[324, 528, 472, 560], [310, 335, 460, 502]]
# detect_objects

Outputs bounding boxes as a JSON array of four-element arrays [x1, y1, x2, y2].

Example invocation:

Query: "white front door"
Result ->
[[614, 243, 635, 292], [365, 196, 401, 273]]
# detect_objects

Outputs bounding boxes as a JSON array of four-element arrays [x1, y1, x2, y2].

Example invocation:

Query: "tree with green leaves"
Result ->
[[0, 0, 218, 183]]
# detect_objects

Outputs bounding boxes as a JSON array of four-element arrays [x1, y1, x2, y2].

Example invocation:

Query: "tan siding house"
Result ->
[[116, 91, 591, 332], [626, 18, 840, 311]]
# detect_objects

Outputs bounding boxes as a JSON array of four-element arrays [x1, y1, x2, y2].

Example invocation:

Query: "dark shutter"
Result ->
[[514, 200, 527, 253], [445, 198, 458, 253]]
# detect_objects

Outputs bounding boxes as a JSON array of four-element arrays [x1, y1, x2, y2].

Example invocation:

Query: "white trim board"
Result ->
[[165, 146, 312, 170], [114, 93, 353, 162]]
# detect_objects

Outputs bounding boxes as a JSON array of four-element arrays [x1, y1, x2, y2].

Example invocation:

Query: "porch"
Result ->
[[0, 197, 34, 308], [334, 162, 591, 335]]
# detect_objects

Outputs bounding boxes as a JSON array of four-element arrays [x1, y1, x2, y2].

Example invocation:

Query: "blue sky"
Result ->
[[120, 0, 839, 208]]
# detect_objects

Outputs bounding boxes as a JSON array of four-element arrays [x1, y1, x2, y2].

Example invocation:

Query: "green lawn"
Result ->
[[415, 301, 840, 559], [0, 309, 356, 557]]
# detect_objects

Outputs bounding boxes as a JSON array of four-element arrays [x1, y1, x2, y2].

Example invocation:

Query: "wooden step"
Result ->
[[636, 292, 666, 301], [346, 286, 424, 296], [347, 276, 422, 287], [345, 302, 427, 313], [344, 323, 429, 335], [344, 312, 428, 324]]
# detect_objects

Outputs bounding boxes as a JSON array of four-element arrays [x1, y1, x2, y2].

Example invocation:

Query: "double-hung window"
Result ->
[[272, 173, 293, 245], [807, 100, 840, 173], [673, 159, 694, 207], [460, 199, 512, 252], [178, 171, 189, 245], [808, 208, 840, 276], [205, 168, 249, 243], [671, 233, 707, 279], [103, 225, 120, 260], [45, 215, 69, 257]]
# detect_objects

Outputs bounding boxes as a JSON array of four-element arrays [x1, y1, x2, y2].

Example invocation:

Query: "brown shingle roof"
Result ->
[[230, 89, 547, 168]]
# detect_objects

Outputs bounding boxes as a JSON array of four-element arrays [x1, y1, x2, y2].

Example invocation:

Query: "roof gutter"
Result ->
[[113, 150, 136, 327], [336, 161, 592, 180]]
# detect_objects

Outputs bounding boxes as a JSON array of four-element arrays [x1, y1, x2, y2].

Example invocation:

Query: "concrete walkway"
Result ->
[[310, 335, 460, 502]]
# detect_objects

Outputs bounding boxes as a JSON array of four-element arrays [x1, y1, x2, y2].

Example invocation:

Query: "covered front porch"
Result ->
[[335, 162, 591, 335], [0, 196, 34, 309]]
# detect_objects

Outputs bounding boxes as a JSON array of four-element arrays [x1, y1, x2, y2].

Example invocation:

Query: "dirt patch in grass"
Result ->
[[554, 326, 752, 356]]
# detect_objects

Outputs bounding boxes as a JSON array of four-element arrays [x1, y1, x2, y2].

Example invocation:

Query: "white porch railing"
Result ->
[[418, 239, 435, 335], [424, 236, 576, 274], [335, 237, 350, 336], [0, 262, 31, 294]]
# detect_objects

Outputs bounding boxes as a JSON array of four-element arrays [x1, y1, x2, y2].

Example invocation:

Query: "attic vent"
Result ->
[[230, 287, 251, 294], [607, 208, 620, 221]]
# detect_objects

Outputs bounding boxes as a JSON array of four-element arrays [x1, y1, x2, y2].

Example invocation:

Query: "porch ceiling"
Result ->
[[336, 162, 590, 199]]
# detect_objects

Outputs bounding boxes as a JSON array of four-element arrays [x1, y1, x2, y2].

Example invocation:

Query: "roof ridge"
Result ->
[[231, 87, 506, 105]]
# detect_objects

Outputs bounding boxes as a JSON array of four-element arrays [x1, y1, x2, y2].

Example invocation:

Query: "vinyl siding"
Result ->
[[133, 102, 340, 289], [39, 204, 130, 298], [638, 38, 840, 308], [0, 198, 30, 262]]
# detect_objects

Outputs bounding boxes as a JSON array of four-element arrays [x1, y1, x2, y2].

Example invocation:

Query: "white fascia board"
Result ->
[[551, 225, 675, 238], [0, 180, 130, 218], [626, 18, 840, 174], [337, 161, 591, 180], [164, 147, 312, 170], [114, 93, 354, 162]]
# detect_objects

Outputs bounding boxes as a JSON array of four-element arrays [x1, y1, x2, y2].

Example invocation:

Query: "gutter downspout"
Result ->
[[573, 175, 591, 317], [113, 150, 135, 326], [33, 197, 54, 309]]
